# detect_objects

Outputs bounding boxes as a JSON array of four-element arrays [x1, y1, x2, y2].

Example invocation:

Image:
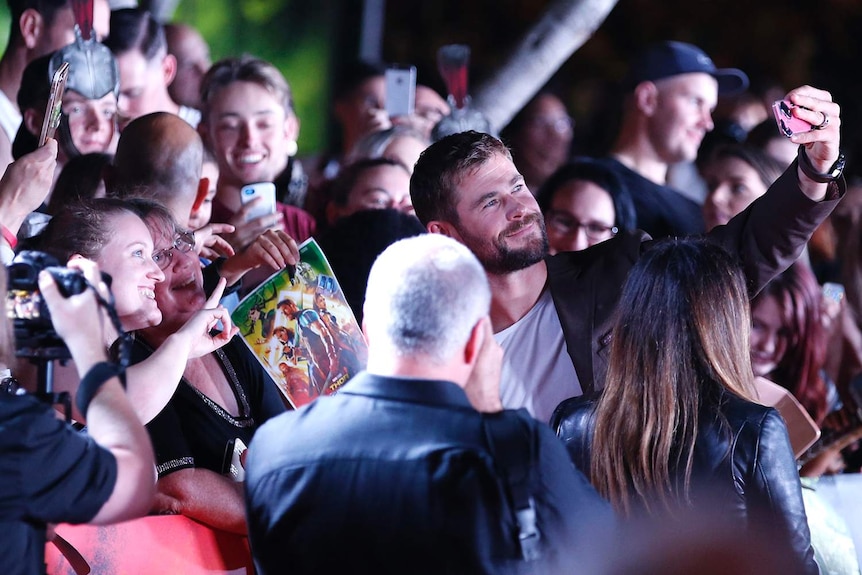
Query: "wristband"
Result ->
[[1, 225, 17, 249], [76, 361, 124, 416], [797, 145, 845, 183]]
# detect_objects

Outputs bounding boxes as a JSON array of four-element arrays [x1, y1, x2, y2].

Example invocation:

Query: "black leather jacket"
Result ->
[[552, 392, 819, 575]]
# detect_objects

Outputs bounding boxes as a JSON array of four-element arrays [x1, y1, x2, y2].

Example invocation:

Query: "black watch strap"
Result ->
[[797, 145, 845, 183]]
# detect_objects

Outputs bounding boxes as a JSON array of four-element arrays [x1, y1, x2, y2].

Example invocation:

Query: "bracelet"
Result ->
[[1, 225, 17, 249], [76, 361, 124, 415], [796, 145, 845, 183]]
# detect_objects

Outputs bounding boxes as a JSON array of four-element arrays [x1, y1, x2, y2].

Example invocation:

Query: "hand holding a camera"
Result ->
[[38, 257, 110, 368]]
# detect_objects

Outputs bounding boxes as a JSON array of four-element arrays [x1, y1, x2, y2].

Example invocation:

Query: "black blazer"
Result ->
[[552, 392, 819, 575], [546, 164, 844, 396]]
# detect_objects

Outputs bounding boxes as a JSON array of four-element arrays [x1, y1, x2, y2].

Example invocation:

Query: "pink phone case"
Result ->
[[772, 100, 812, 138]]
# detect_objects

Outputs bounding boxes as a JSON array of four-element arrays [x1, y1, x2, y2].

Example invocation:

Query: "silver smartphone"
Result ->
[[385, 65, 416, 118]]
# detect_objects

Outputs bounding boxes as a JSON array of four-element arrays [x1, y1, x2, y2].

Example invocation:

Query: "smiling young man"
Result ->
[[198, 55, 314, 253], [600, 41, 749, 239], [411, 84, 845, 422]]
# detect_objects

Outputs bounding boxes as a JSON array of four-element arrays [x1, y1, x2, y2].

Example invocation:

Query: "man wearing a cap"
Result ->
[[598, 41, 748, 239]]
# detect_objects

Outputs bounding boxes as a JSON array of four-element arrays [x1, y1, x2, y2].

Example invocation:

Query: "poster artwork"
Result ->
[[232, 239, 367, 408]]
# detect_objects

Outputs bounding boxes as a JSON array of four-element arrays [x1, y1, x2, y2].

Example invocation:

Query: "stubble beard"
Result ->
[[460, 212, 549, 275]]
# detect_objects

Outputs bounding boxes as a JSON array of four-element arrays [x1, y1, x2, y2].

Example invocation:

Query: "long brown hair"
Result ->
[[590, 237, 756, 517], [752, 263, 828, 423]]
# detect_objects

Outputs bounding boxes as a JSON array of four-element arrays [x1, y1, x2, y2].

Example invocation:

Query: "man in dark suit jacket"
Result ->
[[409, 85, 844, 422]]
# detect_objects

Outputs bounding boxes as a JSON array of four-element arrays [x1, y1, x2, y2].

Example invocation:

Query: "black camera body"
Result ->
[[6, 251, 87, 358]]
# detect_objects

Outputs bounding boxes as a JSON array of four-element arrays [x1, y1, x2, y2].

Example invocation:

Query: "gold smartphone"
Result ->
[[38, 61, 69, 147]]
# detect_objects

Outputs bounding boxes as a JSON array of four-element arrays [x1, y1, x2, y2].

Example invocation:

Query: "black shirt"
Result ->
[[0, 393, 116, 575]]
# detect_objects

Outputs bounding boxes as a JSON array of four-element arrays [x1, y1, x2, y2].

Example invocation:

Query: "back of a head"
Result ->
[[747, 118, 785, 151], [317, 208, 426, 321], [592, 237, 755, 515], [610, 237, 754, 399], [7, 0, 68, 42], [110, 111, 203, 215], [104, 8, 165, 60], [363, 234, 490, 363], [48, 152, 112, 214], [410, 130, 510, 227]]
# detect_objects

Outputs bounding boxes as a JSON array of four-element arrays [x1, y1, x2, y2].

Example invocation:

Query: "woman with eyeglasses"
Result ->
[[131, 202, 292, 535], [30, 197, 236, 424], [536, 158, 636, 253]]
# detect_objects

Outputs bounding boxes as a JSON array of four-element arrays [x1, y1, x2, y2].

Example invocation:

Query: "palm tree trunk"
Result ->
[[472, 0, 618, 134]]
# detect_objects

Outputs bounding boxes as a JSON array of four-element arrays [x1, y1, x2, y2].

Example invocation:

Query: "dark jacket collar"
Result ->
[[340, 371, 474, 411]]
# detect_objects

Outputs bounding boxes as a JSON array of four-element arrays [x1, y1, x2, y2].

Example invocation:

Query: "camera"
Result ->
[[6, 250, 88, 358]]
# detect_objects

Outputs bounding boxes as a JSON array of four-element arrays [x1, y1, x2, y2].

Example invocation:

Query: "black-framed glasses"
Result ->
[[152, 231, 195, 270], [546, 211, 617, 241]]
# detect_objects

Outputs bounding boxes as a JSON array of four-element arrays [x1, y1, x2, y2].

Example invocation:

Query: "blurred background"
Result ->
[[1, 0, 859, 175]]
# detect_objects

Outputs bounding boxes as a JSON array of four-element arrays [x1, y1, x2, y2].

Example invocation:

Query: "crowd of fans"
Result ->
[[0, 1, 860, 574]]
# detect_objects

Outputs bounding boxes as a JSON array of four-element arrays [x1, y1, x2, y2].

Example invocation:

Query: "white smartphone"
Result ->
[[240, 182, 276, 222], [385, 65, 416, 118]]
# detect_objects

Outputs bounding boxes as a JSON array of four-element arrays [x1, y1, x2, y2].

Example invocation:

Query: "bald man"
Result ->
[[107, 111, 202, 226]]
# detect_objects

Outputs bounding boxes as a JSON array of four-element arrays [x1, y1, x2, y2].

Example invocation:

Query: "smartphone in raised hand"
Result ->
[[39, 62, 69, 147], [772, 99, 812, 138], [385, 65, 416, 118]]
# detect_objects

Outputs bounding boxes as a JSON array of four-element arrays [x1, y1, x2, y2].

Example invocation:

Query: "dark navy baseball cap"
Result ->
[[623, 41, 749, 95]]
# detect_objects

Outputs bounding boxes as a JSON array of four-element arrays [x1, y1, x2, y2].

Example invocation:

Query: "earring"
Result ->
[[285, 140, 298, 157]]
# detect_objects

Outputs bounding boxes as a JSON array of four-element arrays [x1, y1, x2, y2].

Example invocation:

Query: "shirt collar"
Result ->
[[340, 371, 474, 410]]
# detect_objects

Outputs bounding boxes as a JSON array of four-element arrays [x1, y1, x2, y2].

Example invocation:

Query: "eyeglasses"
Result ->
[[152, 231, 195, 270], [526, 116, 574, 134], [546, 211, 617, 241]]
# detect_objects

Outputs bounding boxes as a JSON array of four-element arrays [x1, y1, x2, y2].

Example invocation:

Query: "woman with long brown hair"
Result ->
[[552, 237, 818, 574], [751, 263, 832, 424]]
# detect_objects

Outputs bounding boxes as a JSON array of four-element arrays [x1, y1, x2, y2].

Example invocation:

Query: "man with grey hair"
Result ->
[[245, 234, 613, 574]]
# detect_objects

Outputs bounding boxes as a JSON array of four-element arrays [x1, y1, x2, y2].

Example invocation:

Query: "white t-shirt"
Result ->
[[494, 288, 582, 423], [178, 105, 201, 129]]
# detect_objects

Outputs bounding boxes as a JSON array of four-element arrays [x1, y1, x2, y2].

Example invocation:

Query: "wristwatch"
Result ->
[[797, 145, 845, 183]]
